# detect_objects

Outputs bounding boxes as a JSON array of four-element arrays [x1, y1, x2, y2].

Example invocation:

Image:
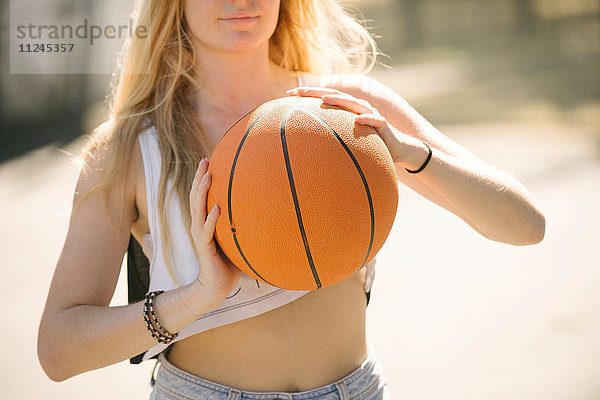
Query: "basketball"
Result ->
[[206, 96, 398, 290]]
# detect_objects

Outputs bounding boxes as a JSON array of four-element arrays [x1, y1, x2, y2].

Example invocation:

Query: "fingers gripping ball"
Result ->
[[206, 96, 398, 290]]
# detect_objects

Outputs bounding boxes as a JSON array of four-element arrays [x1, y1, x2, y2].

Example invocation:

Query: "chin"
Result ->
[[219, 35, 272, 54]]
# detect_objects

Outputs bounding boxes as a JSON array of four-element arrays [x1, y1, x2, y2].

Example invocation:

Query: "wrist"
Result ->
[[182, 279, 225, 317], [397, 140, 431, 172]]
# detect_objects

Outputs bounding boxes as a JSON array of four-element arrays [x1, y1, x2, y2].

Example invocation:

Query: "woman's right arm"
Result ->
[[37, 140, 231, 382]]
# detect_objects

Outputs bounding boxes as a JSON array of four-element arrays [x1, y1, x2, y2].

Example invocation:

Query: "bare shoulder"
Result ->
[[76, 119, 141, 212], [73, 117, 142, 246], [77, 118, 147, 239]]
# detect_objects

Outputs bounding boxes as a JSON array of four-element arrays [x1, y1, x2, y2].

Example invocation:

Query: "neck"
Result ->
[[192, 43, 292, 117]]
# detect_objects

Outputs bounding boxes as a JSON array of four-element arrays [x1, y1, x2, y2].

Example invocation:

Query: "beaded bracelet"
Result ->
[[144, 291, 178, 344], [405, 141, 433, 174], [148, 291, 178, 341], [143, 292, 170, 344], [143, 290, 179, 344]]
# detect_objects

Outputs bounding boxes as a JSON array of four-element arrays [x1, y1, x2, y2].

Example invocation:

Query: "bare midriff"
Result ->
[[135, 71, 370, 392], [167, 268, 369, 393]]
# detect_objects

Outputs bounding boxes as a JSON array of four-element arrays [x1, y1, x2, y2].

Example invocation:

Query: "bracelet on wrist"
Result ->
[[405, 141, 432, 174], [143, 290, 179, 344]]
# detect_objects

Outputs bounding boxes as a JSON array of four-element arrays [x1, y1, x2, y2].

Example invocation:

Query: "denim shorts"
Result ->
[[149, 344, 388, 400]]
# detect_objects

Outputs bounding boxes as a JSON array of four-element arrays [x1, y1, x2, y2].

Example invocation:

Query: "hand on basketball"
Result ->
[[189, 158, 242, 303], [286, 87, 419, 165]]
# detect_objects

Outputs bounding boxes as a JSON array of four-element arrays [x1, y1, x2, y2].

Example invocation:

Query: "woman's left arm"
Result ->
[[287, 74, 545, 246]]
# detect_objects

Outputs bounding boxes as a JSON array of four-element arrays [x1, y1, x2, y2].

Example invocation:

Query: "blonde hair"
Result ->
[[81, 0, 380, 284]]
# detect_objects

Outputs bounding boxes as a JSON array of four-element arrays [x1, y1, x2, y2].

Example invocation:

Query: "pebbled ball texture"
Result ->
[[206, 96, 398, 290]]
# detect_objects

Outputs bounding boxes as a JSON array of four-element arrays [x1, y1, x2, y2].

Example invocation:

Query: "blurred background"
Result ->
[[1, 0, 599, 399]]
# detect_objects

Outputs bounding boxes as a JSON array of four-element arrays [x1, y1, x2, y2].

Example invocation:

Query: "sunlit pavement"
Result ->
[[1, 122, 598, 399]]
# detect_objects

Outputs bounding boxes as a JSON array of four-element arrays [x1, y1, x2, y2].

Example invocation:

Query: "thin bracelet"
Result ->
[[405, 141, 433, 174], [143, 293, 166, 343], [143, 291, 178, 344], [143, 292, 172, 344], [148, 291, 178, 341], [144, 291, 177, 344]]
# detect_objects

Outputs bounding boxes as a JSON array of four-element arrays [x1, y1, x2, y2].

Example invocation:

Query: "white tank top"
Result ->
[[138, 73, 377, 361]]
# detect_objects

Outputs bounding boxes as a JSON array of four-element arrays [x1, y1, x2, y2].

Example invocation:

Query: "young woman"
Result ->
[[37, 0, 545, 399]]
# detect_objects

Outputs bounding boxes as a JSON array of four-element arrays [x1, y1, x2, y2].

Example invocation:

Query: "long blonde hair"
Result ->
[[82, 0, 380, 284]]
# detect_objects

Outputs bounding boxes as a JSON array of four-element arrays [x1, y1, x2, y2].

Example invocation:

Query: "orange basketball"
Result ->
[[206, 96, 398, 290]]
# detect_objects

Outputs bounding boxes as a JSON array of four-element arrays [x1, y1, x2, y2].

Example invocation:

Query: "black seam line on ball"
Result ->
[[214, 106, 260, 150], [299, 108, 375, 275], [228, 109, 277, 287], [281, 108, 322, 290]]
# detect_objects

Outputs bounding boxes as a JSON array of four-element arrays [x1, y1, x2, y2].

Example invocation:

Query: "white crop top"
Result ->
[[138, 72, 377, 361]]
